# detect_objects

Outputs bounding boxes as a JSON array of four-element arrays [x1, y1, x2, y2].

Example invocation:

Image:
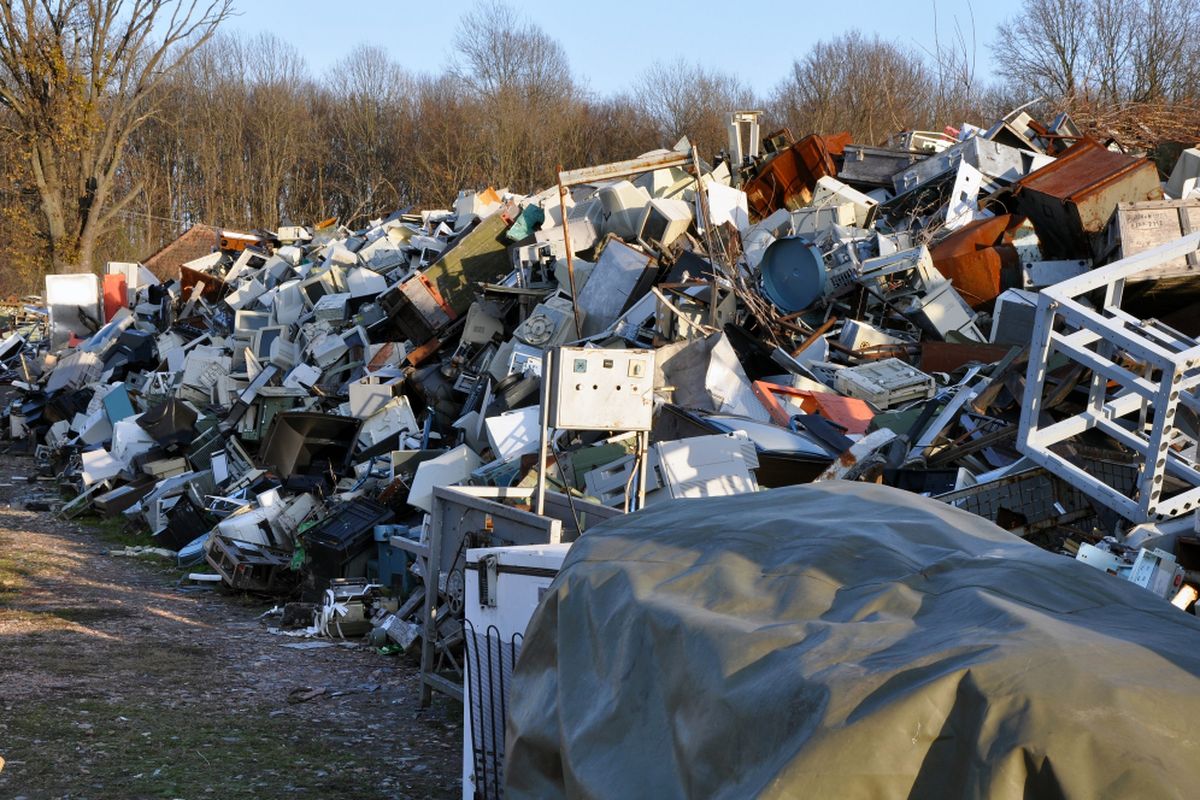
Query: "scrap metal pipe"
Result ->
[[558, 151, 692, 188], [556, 167, 583, 338]]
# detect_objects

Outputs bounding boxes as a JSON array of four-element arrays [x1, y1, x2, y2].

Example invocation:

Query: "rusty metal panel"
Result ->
[[929, 214, 1024, 308], [1013, 138, 1162, 258], [744, 132, 850, 221], [920, 341, 1014, 373], [377, 275, 452, 347], [180, 264, 227, 302]]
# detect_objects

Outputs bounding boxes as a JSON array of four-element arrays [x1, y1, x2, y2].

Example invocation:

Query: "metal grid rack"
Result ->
[[1019, 232, 1200, 522], [935, 458, 1137, 542], [390, 485, 621, 706]]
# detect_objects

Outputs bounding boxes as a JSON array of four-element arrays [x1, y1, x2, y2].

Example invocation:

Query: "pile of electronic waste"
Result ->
[[4, 108, 1200, 697]]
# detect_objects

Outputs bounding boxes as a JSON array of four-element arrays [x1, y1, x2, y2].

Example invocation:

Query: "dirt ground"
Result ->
[[0, 454, 463, 800]]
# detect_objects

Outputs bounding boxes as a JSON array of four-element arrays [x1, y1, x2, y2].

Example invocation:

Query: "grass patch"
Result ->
[[0, 552, 33, 602], [76, 513, 151, 549], [46, 606, 134, 624], [0, 697, 447, 799], [74, 513, 197, 582], [0, 547, 72, 606]]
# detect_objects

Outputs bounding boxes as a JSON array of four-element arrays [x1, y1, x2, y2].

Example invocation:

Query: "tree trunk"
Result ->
[[31, 146, 72, 272], [40, 192, 72, 272], [76, 227, 98, 275]]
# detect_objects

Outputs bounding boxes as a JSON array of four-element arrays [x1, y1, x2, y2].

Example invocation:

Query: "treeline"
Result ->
[[115, 16, 995, 252], [0, 0, 1198, 295]]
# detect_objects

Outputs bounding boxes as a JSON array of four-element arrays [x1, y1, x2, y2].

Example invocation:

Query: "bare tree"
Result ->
[[0, 116, 41, 294], [408, 73, 479, 207], [325, 45, 412, 225], [991, 0, 1200, 148], [926, 2, 989, 125], [1129, 0, 1200, 102], [636, 59, 754, 157], [241, 34, 312, 228], [994, 0, 1200, 105], [0, 0, 233, 273], [992, 0, 1089, 100], [452, 1, 580, 190], [452, 1, 574, 106], [1086, 0, 1136, 104], [768, 33, 932, 143], [577, 92, 660, 167]]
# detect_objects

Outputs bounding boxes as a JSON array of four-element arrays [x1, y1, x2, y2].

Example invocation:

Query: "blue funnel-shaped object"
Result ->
[[759, 237, 826, 313]]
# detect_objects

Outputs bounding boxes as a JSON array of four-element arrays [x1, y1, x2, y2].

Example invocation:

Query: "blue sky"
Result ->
[[232, 1, 1011, 95]]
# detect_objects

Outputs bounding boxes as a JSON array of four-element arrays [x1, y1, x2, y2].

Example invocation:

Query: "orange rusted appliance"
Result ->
[[218, 229, 267, 252], [752, 380, 874, 435], [102, 273, 127, 322], [930, 214, 1025, 309], [1012, 138, 1162, 259], [744, 132, 851, 221]]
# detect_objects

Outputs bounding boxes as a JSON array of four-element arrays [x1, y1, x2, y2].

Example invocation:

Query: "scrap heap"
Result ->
[[4, 108, 1200, 676]]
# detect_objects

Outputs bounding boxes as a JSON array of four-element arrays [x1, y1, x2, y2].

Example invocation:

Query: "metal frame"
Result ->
[[935, 459, 1137, 541], [727, 110, 763, 182], [392, 485, 621, 706], [1018, 231, 1200, 522]]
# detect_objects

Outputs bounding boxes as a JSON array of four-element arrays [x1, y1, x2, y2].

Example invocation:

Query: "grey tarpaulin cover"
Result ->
[[506, 482, 1200, 799]]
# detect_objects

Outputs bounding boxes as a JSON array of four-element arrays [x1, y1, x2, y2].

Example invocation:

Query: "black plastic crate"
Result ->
[[300, 497, 394, 577]]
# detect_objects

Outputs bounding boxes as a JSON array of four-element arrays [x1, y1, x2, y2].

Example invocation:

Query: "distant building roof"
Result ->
[[142, 224, 221, 281]]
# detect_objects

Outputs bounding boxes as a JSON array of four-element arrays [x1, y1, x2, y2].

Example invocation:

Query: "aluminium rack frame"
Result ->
[[1018, 231, 1200, 523]]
